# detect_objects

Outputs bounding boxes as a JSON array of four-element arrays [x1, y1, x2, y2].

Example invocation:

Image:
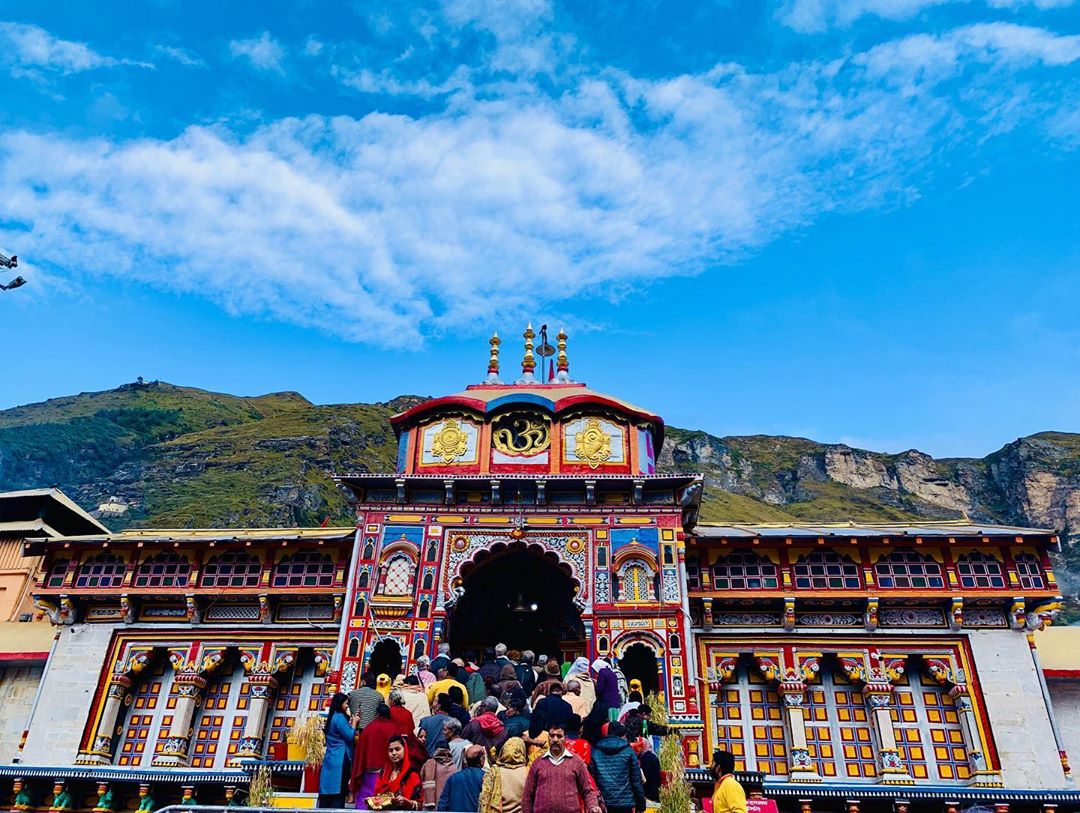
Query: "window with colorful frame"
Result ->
[[272, 550, 335, 588], [711, 551, 779, 590], [617, 561, 655, 602], [874, 549, 945, 589], [133, 551, 191, 589], [1013, 552, 1046, 590], [378, 554, 416, 596], [955, 551, 1006, 589], [201, 551, 263, 588], [793, 550, 861, 590], [45, 557, 70, 589], [75, 552, 127, 589]]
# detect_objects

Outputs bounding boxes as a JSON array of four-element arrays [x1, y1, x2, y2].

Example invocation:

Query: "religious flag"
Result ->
[[548, 360, 555, 382]]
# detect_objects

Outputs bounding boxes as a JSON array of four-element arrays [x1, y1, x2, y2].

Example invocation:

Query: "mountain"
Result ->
[[2, 380, 1078, 619]]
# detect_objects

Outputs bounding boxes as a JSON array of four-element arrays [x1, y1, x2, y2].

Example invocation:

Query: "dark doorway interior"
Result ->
[[620, 642, 660, 697], [446, 545, 585, 661], [368, 638, 403, 679]]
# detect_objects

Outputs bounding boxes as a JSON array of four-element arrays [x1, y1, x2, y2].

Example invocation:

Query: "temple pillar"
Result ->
[[779, 679, 821, 783], [77, 675, 133, 765], [152, 673, 207, 767], [864, 682, 914, 785], [230, 675, 279, 763], [951, 685, 1003, 787]]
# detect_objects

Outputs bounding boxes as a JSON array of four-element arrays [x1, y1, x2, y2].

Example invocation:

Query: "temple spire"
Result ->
[[555, 327, 570, 383], [518, 323, 537, 384], [485, 332, 503, 384]]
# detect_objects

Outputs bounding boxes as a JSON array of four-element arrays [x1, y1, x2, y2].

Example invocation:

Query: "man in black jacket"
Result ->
[[591, 721, 645, 813]]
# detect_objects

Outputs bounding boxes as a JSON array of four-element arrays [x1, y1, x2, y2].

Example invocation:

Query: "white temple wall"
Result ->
[[968, 630, 1067, 789], [0, 664, 44, 763], [19, 624, 115, 766], [1047, 678, 1080, 772]]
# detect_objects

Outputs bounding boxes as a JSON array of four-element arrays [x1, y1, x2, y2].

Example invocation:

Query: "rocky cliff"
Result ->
[[2, 381, 1077, 615]]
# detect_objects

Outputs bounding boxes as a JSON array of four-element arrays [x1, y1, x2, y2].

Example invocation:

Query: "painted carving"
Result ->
[[430, 419, 471, 463], [572, 418, 612, 468], [950, 597, 964, 630], [491, 413, 551, 456]]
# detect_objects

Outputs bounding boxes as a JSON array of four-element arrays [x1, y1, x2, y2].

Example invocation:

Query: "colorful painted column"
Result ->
[[77, 675, 133, 765], [232, 675, 279, 762], [153, 672, 208, 767]]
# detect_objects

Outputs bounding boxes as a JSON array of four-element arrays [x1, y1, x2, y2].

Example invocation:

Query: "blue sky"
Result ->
[[0, 0, 1079, 458]]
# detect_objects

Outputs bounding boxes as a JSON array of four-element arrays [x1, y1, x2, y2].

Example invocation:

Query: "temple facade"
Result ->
[[1, 328, 1078, 811]]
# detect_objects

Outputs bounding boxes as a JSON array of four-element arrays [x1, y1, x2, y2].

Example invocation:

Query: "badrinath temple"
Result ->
[[1, 328, 1079, 812]]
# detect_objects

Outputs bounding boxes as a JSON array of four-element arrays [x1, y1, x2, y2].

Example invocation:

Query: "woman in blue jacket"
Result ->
[[319, 693, 356, 808]]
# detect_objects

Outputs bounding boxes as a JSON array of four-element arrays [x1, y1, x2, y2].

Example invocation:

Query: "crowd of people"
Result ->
[[316, 643, 671, 811]]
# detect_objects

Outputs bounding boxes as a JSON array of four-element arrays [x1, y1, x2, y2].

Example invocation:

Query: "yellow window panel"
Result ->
[[938, 765, 955, 779], [935, 746, 950, 760], [930, 729, 946, 743], [753, 725, 767, 738], [773, 744, 785, 757], [913, 764, 928, 779], [838, 709, 852, 722], [856, 729, 871, 742], [958, 766, 972, 779], [949, 730, 964, 744], [731, 726, 744, 738], [847, 765, 860, 777], [844, 745, 857, 758], [751, 708, 764, 720], [840, 729, 854, 742], [755, 744, 769, 757]]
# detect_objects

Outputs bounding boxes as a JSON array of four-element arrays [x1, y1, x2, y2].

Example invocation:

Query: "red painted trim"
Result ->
[[0, 651, 48, 662], [1044, 669, 1080, 679]]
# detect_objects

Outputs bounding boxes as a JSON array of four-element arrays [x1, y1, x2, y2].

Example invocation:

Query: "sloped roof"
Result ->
[[691, 520, 1056, 540], [0, 488, 109, 537]]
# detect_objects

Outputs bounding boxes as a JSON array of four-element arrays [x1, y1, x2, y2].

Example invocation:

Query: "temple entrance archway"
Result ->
[[445, 545, 585, 661], [619, 641, 660, 697], [368, 637, 403, 679]]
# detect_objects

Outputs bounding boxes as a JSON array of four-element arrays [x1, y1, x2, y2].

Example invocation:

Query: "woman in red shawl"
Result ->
[[351, 703, 402, 808], [370, 735, 422, 810]]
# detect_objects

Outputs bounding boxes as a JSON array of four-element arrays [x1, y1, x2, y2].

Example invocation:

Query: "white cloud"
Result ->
[[780, 0, 1079, 32], [0, 21, 153, 74], [155, 44, 205, 67], [0, 23, 1077, 347], [229, 32, 285, 73]]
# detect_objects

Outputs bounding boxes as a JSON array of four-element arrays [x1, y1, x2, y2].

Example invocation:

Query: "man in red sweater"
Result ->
[[522, 723, 601, 813]]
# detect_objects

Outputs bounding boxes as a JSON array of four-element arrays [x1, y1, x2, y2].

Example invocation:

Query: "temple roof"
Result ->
[[22, 526, 355, 554], [691, 520, 1057, 541], [0, 488, 110, 537], [391, 381, 664, 440]]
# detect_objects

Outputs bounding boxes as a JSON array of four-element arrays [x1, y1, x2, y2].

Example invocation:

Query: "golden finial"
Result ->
[[485, 332, 502, 383], [519, 323, 537, 382], [556, 327, 569, 382]]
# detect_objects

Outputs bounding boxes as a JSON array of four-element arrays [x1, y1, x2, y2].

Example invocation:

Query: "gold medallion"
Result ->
[[430, 419, 470, 463], [573, 418, 612, 468]]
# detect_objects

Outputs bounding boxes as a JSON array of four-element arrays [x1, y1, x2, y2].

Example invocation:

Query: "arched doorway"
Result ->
[[620, 641, 660, 697], [446, 545, 585, 661], [368, 638, 403, 679]]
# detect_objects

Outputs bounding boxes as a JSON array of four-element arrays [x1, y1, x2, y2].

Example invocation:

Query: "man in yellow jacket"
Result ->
[[711, 750, 747, 813]]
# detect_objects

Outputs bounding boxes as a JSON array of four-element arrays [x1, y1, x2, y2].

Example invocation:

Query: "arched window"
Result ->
[[358, 569, 370, 590], [421, 571, 434, 591], [956, 551, 1006, 589], [347, 636, 361, 658], [354, 597, 366, 617], [418, 598, 430, 617], [669, 633, 681, 652], [272, 551, 335, 588], [201, 551, 262, 588], [363, 540, 375, 559], [712, 551, 779, 590], [597, 547, 608, 567], [618, 561, 655, 602], [379, 554, 415, 596], [45, 558, 69, 589], [426, 541, 438, 563], [413, 639, 426, 659], [1014, 552, 1046, 590], [874, 549, 944, 589], [134, 552, 191, 588], [76, 553, 126, 589], [793, 550, 861, 590]]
